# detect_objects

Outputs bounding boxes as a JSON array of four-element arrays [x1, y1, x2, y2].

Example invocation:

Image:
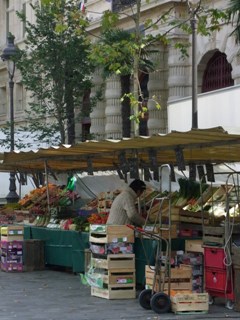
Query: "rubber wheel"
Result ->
[[226, 299, 234, 310], [208, 295, 215, 305], [150, 292, 171, 314], [138, 289, 153, 310]]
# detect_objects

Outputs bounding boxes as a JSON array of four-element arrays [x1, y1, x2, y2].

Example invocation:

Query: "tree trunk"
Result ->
[[65, 68, 75, 145], [120, 74, 131, 138]]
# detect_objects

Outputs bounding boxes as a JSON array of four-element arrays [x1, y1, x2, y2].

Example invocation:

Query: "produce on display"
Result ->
[[1, 176, 238, 233]]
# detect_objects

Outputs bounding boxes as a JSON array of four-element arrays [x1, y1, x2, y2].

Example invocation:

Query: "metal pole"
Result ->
[[191, 12, 198, 129], [6, 73, 19, 203]]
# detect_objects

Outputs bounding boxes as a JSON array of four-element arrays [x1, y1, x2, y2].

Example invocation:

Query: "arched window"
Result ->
[[202, 52, 234, 93]]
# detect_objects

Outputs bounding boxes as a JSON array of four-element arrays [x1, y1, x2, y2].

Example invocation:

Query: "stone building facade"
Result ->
[[0, 0, 239, 144]]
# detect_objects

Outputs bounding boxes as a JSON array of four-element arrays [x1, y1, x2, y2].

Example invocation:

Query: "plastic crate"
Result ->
[[204, 247, 226, 269]]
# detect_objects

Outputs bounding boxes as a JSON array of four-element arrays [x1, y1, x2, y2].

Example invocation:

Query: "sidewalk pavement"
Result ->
[[0, 269, 240, 320]]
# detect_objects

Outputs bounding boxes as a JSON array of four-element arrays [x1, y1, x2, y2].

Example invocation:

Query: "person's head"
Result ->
[[129, 179, 146, 197]]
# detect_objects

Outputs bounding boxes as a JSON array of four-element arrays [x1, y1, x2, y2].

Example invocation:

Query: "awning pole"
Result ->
[[44, 160, 50, 213]]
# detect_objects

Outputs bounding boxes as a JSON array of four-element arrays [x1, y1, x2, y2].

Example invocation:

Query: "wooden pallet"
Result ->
[[91, 284, 136, 299], [171, 292, 209, 314]]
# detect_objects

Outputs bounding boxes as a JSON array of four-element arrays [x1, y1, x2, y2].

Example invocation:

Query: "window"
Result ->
[[15, 83, 25, 112], [6, 0, 14, 37], [81, 89, 91, 141], [22, 2, 26, 37], [0, 86, 7, 116], [202, 52, 234, 93], [112, 0, 136, 13]]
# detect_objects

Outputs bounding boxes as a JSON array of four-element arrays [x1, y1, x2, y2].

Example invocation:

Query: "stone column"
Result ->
[[147, 45, 169, 135], [168, 38, 191, 102], [90, 69, 106, 140], [105, 75, 122, 139]]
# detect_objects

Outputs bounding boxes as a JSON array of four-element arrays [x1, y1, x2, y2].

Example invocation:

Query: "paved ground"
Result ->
[[0, 269, 240, 320]]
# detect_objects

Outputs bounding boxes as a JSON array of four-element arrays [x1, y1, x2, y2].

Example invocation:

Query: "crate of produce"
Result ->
[[205, 185, 234, 205], [91, 268, 135, 286], [1, 226, 24, 241], [89, 225, 134, 244], [203, 226, 225, 246], [171, 292, 209, 314], [179, 209, 209, 225], [1, 261, 23, 272], [145, 264, 192, 292], [0, 240, 23, 250], [90, 242, 133, 255], [1, 254, 23, 264], [91, 283, 136, 299], [91, 254, 135, 270]]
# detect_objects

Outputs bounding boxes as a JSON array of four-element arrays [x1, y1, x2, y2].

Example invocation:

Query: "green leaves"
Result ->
[[15, 0, 94, 146], [227, 0, 240, 43]]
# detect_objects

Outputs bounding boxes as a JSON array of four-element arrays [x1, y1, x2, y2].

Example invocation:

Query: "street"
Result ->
[[0, 269, 240, 320]]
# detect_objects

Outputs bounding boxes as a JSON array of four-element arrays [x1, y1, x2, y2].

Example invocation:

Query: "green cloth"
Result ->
[[24, 226, 90, 273], [24, 226, 187, 283]]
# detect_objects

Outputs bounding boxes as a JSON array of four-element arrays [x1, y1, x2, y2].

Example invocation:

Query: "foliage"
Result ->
[[89, 1, 228, 135], [227, 0, 240, 43], [14, 0, 94, 146]]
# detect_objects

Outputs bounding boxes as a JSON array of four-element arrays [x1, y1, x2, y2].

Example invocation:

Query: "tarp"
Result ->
[[1, 127, 240, 173]]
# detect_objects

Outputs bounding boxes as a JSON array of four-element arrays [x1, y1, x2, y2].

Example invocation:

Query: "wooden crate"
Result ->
[[93, 268, 135, 285], [179, 209, 209, 225], [84, 248, 91, 273], [89, 225, 134, 244], [91, 284, 136, 299], [205, 185, 234, 204], [142, 224, 178, 239], [233, 265, 240, 311], [148, 205, 180, 223], [185, 239, 204, 254], [232, 246, 240, 267], [203, 226, 225, 246], [171, 292, 209, 314], [145, 264, 192, 292], [91, 254, 135, 270], [23, 240, 45, 272], [1, 226, 24, 241]]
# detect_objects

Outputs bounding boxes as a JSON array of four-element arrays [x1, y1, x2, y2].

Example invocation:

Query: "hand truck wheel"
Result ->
[[138, 289, 153, 310], [208, 295, 215, 305], [150, 292, 171, 314], [226, 299, 234, 310]]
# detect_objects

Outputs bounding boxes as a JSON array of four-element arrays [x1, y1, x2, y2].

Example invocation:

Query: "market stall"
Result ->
[[1, 127, 240, 310]]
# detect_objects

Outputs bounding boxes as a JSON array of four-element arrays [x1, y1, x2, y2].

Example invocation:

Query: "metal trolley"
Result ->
[[128, 164, 174, 314], [127, 225, 171, 314]]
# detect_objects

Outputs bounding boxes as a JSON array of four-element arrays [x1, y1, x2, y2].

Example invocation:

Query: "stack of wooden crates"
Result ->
[[0, 226, 24, 272], [88, 224, 136, 299]]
